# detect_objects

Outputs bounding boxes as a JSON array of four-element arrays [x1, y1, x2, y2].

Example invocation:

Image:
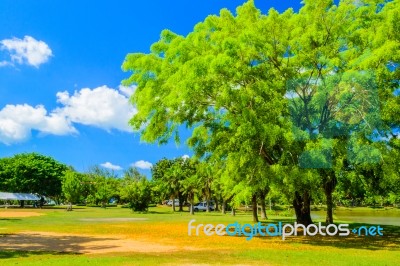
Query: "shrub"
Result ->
[[120, 175, 152, 212]]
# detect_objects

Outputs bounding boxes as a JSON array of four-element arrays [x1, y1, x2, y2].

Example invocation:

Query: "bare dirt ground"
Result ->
[[0, 211, 183, 254], [79, 218, 148, 222], [0, 211, 43, 218], [0, 231, 195, 254]]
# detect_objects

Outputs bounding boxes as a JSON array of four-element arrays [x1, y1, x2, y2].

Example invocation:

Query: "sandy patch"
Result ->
[[0, 211, 43, 218], [79, 218, 148, 222], [0, 231, 199, 254]]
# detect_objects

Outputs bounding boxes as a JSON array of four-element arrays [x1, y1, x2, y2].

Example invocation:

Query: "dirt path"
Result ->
[[0, 231, 197, 254], [0, 211, 43, 218], [0, 211, 197, 255]]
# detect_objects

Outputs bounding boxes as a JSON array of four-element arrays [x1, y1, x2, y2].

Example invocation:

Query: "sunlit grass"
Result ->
[[0, 205, 399, 265]]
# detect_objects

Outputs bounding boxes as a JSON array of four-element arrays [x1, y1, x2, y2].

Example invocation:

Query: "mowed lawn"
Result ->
[[0, 206, 399, 266]]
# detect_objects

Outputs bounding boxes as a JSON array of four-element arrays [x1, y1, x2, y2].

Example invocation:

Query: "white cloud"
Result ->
[[100, 162, 122, 171], [182, 154, 190, 160], [0, 119, 28, 145], [0, 104, 76, 145], [132, 160, 153, 170], [55, 85, 136, 132], [118, 85, 136, 97], [0, 61, 11, 67], [0, 85, 137, 145], [0, 36, 52, 67]]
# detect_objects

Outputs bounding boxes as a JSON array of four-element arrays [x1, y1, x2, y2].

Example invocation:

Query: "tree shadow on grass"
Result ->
[[145, 210, 176, 214], [257, 221, 400, 251], [0, 233, 122, 257], [0, 218, 21, 221], [296, 223, 400, 250], [0, 250, 77, 259], [264, 218, 296, 223]]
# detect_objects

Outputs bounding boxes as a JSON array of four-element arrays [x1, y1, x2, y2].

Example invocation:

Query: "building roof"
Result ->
[[0, 192, 40, 201]]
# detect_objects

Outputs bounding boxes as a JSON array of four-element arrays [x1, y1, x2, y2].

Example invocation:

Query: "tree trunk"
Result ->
[[259, 191, 268, 220], [323, 175, 337, 225], [214, 197, 219, 211], [252, 194, 259, 223], [325, 189, 333, 224], [293, 191, 313, 225], [172, 196, 176, 212], [221, 199, 226, 214], [178, 193, 183, 212], [231, 207, 235, 216], [260, 197, 267, 220], [190, 203, 194, 215], [189, 194, 194, 215]]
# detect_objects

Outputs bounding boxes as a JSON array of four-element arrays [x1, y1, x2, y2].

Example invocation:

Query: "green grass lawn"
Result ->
[[0, 205, 399, 265]]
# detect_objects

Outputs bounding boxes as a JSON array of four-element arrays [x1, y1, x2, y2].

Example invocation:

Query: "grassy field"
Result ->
[[0, 205, 399, 265]]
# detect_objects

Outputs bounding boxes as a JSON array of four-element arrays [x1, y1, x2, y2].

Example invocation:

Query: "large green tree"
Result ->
[[179, 158, 199, 215], [290, 0, 400, 223], [0, 153, 68, 198], [123, 1, 291, 223], [62, 169, 87, 204], [152, 157, 195, 212], [123, 0, 400, 224]]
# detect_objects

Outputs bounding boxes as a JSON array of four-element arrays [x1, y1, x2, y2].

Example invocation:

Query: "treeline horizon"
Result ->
[[0, 152, 398, 221]]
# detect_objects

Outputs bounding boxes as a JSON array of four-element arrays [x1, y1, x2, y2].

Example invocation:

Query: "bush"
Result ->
[[120, 175, 152, 212]]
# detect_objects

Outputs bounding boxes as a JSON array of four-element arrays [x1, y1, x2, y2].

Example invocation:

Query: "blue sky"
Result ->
[[0, 0, 301, 175]]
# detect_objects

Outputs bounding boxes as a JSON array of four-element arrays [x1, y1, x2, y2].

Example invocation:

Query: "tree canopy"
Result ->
[[0, 153, 68, 197], [122, 0, 400, 223]]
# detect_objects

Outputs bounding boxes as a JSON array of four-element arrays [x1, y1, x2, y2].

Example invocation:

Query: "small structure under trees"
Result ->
[[0, 192, 40, 207]]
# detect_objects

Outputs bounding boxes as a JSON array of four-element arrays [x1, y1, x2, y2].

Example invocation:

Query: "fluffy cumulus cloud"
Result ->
[[182, 154, 190, 160], [0, 104, 76, 145], [0, 85, 137, 145], [0, 36, 52, 67], [55, 86, 136, 132], [132, 160, 153, 170], [118, 85, 136, 97], [100, 162, 123, 171]]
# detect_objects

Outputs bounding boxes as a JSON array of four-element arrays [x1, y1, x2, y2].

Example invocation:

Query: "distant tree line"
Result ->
[[0, 150, 399, 218], [0, 153, 152, 211]]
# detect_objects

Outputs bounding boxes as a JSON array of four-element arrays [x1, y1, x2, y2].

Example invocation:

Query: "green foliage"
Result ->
[[120, 167, 152, 212], [122, 1, 293, 216], [62, 170, 86, 203], [122, 0, 400, 218], [152, 157, 198, 208], [0, 153, 67, 197], [179, 159, 199, 203], [86, 166, 120, 207]]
